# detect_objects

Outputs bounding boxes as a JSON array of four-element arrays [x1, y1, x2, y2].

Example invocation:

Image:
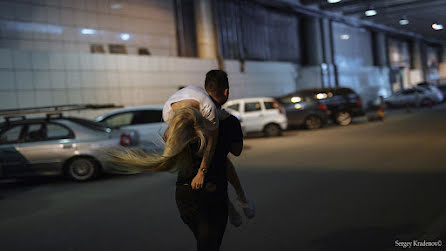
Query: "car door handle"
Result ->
[[62, 144, 73, 149]]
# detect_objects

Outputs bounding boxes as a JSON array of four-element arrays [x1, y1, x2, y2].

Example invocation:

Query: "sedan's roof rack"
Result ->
[[0, 104, 123, 122]]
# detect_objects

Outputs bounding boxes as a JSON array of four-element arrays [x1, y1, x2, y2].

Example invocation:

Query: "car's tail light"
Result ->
[[120, 134, 132, 146], [318, 104, 327, 111], [356, 99, 362, 107]]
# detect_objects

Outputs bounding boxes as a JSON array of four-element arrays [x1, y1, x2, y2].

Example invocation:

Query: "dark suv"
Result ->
[[277, 87, 364, 127], [276, 91, 328, 130]]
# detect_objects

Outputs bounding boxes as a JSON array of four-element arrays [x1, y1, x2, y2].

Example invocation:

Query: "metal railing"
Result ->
[[0, 104, 123, 122]]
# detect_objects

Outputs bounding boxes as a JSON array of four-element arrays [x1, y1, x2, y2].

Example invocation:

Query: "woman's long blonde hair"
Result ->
[[108, 106, 208, 174]]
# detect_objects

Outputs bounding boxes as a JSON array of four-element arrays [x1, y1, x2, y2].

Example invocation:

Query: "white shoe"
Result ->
[[237, 193, 255, 219]]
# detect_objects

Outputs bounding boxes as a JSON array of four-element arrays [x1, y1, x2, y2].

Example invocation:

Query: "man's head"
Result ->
[[204, 70, 229, 106]]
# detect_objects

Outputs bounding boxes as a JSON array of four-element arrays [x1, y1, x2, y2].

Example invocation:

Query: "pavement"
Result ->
[[1, 103, 446, 251]]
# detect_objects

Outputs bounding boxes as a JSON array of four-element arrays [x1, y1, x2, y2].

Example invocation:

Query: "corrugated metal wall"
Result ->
[[215, 0, 300, 62]]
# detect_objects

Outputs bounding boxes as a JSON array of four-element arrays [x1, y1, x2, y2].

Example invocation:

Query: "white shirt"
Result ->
[[162, 86, 219, 131]]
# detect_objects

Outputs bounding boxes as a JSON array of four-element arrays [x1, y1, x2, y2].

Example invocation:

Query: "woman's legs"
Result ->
[[226, 158, 255, 219], [226, 158, 246, 202]]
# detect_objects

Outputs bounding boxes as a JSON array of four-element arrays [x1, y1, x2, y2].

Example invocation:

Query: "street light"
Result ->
[[399, 17, 409, 25], [365, 8, 377, 17], [120, 33, 131, 40], [432, 22, 443, 31]]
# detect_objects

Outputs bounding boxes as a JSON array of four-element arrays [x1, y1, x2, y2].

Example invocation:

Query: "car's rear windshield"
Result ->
[[66, 117, 111, 132]]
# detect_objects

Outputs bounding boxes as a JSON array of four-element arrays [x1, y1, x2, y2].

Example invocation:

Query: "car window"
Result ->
[[132, 110, 163, 124], [264, 101, 275, 110], [338, 88, 354, 95], [68, 118, 110, 132], [0, 125, 25, 144], [47, 123, 72, 139], [402, 89, 415, 95], [25, 123, 46, 142], [244, 102, 261, 112], [415, 89, 425, 93], [103, 112, 134, 128], [226, 104, 240, 111]]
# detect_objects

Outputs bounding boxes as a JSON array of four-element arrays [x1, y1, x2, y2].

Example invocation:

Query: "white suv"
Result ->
[[223, 97, 288, 137]]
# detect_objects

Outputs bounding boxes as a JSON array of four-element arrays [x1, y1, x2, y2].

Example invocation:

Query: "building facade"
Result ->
[[0, 0, 445, 118]]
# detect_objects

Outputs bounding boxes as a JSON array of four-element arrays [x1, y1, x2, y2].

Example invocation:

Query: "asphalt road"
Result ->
[[1, 104, 446, 251]]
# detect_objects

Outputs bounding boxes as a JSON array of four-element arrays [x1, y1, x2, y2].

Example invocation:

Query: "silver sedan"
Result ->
[[0, 117, 140, 181], [385, 87, 436, 108]]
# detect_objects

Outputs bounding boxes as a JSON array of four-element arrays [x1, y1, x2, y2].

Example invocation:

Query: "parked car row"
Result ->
[[3, 83, 441, 182], [277, 87, 364, 128]]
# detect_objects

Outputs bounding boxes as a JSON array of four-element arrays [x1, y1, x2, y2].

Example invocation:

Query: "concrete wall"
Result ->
[[0, 0, 177, 56], [409, 69, 424, 86], [297, 64, 391, 107], [337, 66, 391, 106], [296, 66, 322, 90], [0, 49, 298, 119]]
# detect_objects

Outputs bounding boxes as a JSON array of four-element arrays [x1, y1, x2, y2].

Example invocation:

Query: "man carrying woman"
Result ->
[[111, 70, 254, 250]]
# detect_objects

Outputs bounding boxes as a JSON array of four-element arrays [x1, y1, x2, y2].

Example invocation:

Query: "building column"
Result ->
[[301, 17, 333, 88], [409, 40, 425, 84], [194, 0, 217, 59], [411, 40, 423, 70], [373, 32, 388, 67], [302, 17, 323, 65], [321, 18, 336, 87]]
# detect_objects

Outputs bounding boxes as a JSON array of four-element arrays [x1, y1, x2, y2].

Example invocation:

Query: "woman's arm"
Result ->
[[191, 128, 218, 189]]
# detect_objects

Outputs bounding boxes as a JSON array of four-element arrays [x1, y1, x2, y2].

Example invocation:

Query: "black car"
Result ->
[[276, 92, 329, 130], [277, 87, 364, 127]]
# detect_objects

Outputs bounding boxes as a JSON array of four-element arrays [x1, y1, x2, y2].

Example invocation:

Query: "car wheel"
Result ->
[[305, 115, 322, 130], [66, 157, 100, 181], [263, 124, 282, 137], [335, 111, 352, 126]]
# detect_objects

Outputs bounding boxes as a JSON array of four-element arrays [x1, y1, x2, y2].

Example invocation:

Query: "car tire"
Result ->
[[304, 115, 322, 130], [263, 124, 282, 137], [335, 111, 352, 126], [65, 157, 100, 181]]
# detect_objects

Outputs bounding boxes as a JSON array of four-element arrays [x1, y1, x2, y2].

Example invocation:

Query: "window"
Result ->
[[90, 44, 105, 53], [226, 104, 240, 111], [25, 124, 46, 142], [108, 44, 127, 54], [264, 101, 276, 110], [47, 123, 72, 139], [132, 110, 163, 124], [402, 89, 416, 95], [244, 102, 261, 112], [0, 125, 25, 144], [138, 48, 151, 55], [69, 118, 110, 132], [103, 112, 134, 128]]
